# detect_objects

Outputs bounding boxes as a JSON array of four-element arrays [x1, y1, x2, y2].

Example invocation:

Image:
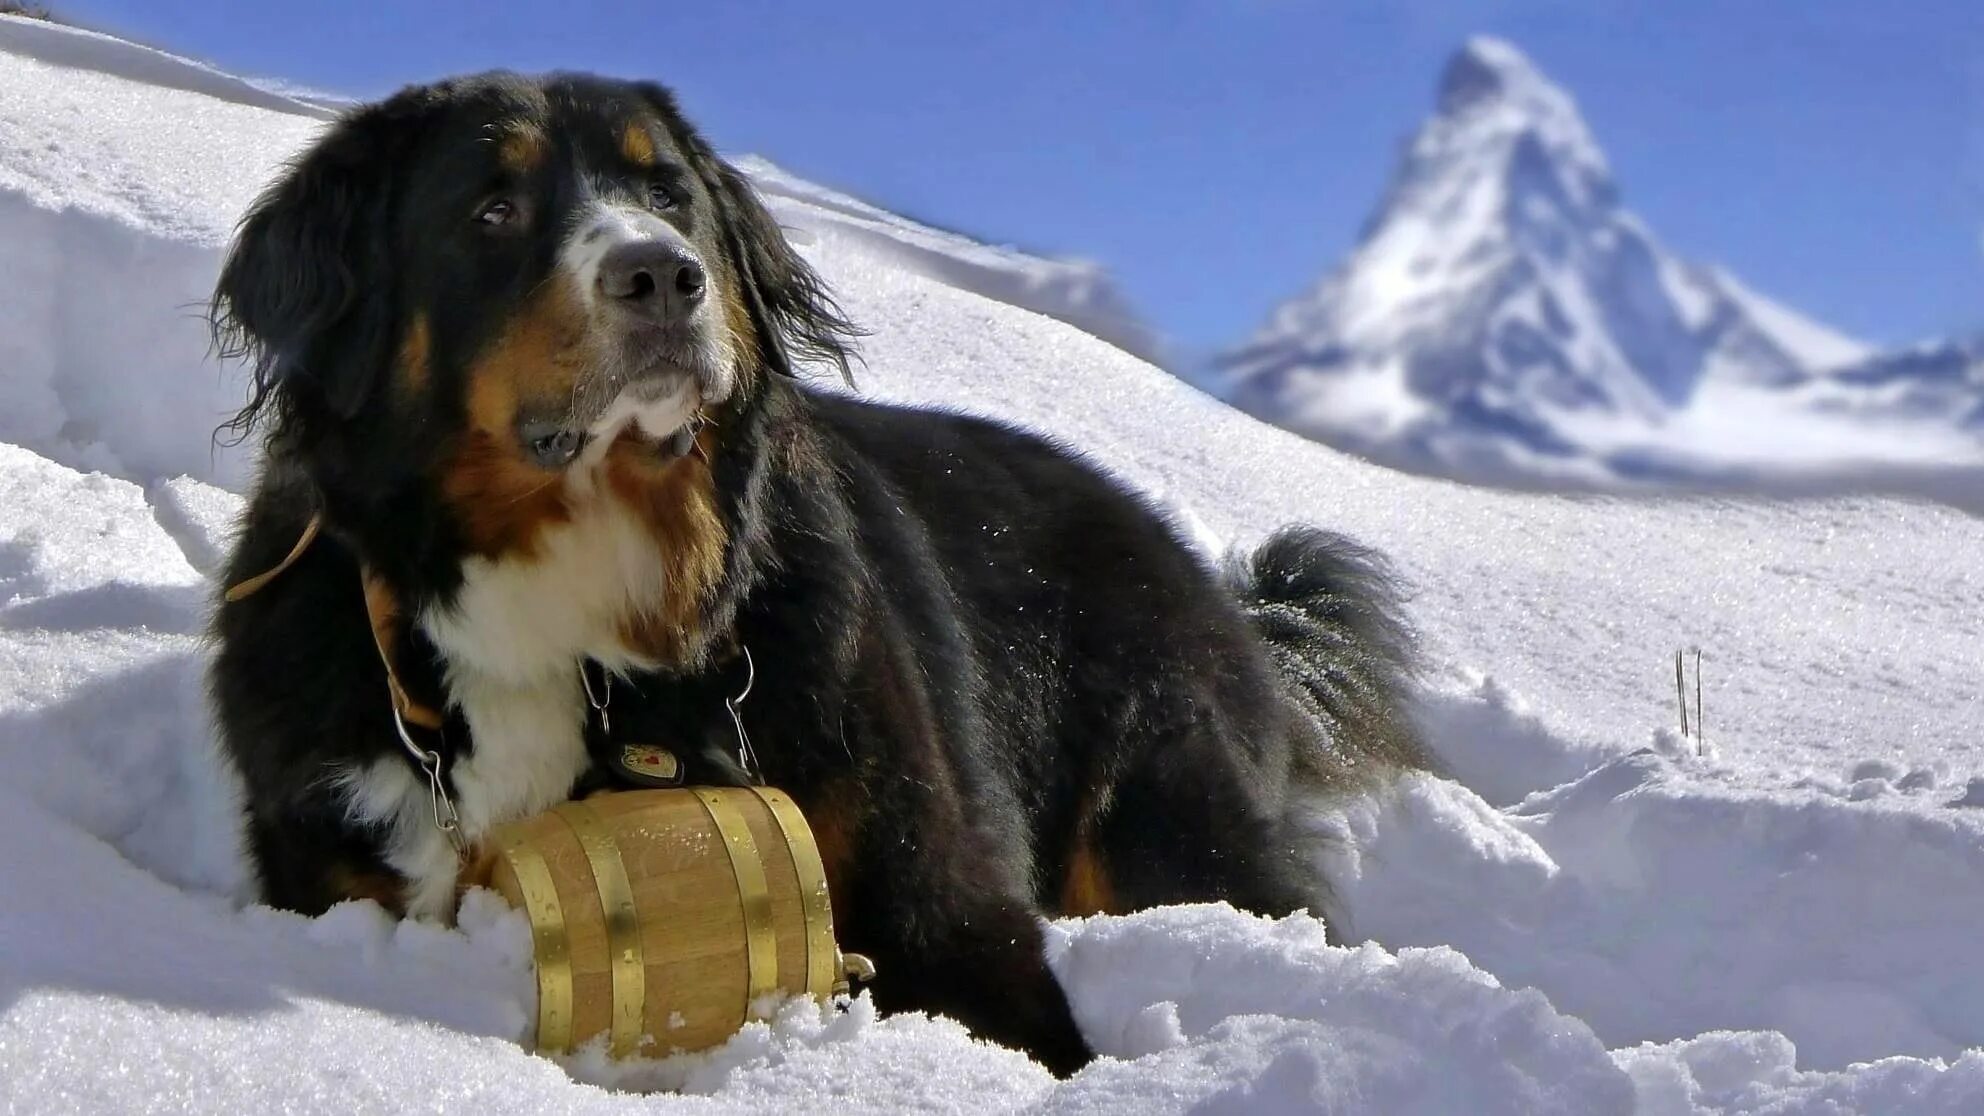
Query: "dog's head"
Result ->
[[213, 72, 855, 553]]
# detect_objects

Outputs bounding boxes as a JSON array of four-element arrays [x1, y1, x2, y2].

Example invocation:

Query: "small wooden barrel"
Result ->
[[478, 787, 844, 1057]]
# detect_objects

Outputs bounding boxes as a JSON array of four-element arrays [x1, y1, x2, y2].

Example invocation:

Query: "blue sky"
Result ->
[[54, 1, 1984, 358]]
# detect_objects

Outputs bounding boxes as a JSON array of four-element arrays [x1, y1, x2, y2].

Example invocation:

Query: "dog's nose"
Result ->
[[597, 241, 707, 322]]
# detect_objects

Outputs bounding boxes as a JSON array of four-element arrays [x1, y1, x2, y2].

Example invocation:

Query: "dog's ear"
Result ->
[[710, 156, 861, 383], [212, 103, 408, 445], [643, 86, 860, 384]]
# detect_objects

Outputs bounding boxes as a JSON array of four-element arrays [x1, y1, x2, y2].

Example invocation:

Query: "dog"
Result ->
[[206, 71, 1429, 1075]]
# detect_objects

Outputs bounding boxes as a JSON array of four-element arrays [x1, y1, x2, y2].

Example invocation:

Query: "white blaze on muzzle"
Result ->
[[562, 200, 699, 309], [557, 199, 733, 462]]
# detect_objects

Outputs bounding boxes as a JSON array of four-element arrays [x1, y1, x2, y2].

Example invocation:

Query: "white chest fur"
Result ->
[[342, 484, 673, 920], [424, 478, 673, 684]]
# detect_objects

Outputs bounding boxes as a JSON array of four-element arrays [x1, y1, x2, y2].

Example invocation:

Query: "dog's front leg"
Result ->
[[834, 814, 1093, 1076]]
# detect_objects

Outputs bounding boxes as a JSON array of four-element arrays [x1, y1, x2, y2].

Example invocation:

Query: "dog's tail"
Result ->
[[1227, 526, 1431, 792]]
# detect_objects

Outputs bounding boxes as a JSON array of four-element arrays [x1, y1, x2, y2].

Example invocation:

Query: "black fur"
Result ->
[[689, 132, 863, 383], [207, 72, 1428, 1076]]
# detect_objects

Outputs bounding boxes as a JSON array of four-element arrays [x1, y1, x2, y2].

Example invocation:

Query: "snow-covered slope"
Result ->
[[1217, 37, 1979, 493], [3, 15, 1983, 1114], [0, 15, 324, 487], [740, 156, 1162, 364]]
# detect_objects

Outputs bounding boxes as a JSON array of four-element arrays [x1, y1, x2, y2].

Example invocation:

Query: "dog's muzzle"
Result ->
[[514, 205, 726, 470]]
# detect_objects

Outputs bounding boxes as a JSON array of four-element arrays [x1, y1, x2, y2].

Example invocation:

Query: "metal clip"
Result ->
[[727, 645, 763, 785], [581, 663, 612, 737], [392, 704, 466, 854]]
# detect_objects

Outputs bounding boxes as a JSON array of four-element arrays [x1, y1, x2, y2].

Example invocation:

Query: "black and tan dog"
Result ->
[[207, 71, 1428, 1074]]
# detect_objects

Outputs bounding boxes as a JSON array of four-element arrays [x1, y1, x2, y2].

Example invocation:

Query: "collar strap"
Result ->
[[224, 511, 767, 810], [224, 510, 464, 852], [223, 512, 322, 602], [360, 571, 447, 732], [221, 510, 447, 733], [359, 571, 462, 849], [361, 572, 461, 851]]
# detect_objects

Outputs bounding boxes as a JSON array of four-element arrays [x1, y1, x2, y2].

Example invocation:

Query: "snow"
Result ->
[[739, 155, 1163, 366], [1, 14, 1981, 1114], [0, 13, 336, 121], [0, 16, 323, 488], [1329, 763, 1984, 1067], [1217, 36, 1977, 499], [1704, 268, 1870, 373]]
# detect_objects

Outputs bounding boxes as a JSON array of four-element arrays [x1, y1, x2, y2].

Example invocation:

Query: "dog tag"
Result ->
[[609, 742, 684, 788]]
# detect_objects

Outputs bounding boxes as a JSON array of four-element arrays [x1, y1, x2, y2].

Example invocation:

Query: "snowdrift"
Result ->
[[2, 15, 1981, 1114]]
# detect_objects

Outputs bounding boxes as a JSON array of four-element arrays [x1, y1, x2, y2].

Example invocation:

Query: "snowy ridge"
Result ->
[[1704, 266, 1870, 374], [1218, 37, 1977, 495], [2, 19, 1982, 1115], [740, 156, 1163, 364], [0, 13, 336, 119]]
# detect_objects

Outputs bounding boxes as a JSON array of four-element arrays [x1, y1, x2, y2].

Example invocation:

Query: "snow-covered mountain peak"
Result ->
[[1217, 37, 1902, 486], [1429, 36, 1612, 208], [1439, 36, 1557, 111]]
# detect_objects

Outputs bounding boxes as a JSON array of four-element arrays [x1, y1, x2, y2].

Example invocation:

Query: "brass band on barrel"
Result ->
[[693, 788, 778, 1004], [553, 801, 646, 1057], [749, 786, 837, 999], [501, 828, 574, 1053]]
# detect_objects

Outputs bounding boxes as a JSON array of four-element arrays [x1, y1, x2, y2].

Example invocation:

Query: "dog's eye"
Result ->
[[531, 426, 583, 466], [646, 182, 676, 211], [476, 198, 517, 227], [523, 426, 585, 469]]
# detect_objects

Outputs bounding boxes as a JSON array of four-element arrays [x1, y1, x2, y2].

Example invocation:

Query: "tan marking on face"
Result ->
[[620, 121, 657, 167], [440, 281, 589, 557], [498, 124, 547, 173], [605, 424, 727, 666], [398, 312, 431, 394], [715, 262, 761, 387]]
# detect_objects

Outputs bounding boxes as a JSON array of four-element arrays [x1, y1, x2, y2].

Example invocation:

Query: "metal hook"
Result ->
[[581, 663, 611, 737], [726, 645, 762, 784], [392, 705, 465, 854]]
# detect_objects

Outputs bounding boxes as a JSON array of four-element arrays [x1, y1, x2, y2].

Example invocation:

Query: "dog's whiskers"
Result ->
[[499, 473, 563, 508]]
